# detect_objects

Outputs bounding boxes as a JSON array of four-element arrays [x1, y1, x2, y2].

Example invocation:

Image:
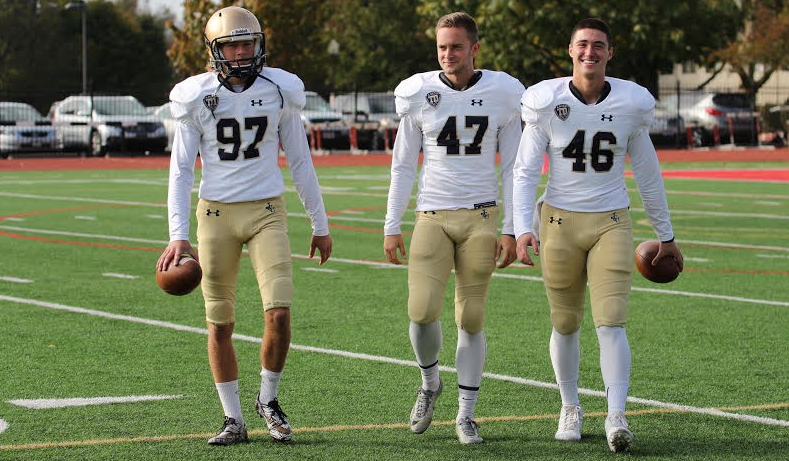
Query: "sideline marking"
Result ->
[[0, 277, 33, 284], [7, 395, 185, 410], [1, 403, 788, 451], [301, 267, 339, 273], [1, 294, 787, 430], [0, 420, 6, 436], [103, 273, 139, 280]]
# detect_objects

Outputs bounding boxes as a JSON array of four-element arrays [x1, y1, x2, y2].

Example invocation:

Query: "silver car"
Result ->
[[151, 102, 177, 152], [330, 92, 399, 150], [51, 95, 168, 156], [0, 102, 59, 157], [302, 91, 350, 150], [660, 91, 759, 146]]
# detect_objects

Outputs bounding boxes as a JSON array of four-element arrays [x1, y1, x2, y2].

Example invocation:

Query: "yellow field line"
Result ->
[[2, 402, 788, 451]]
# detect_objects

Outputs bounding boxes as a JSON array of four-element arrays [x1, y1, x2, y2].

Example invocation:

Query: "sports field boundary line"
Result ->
[[1, 294, 788, 430]]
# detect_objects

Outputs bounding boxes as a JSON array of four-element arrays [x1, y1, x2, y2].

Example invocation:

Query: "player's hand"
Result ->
[[310, 234, 333, 265], [496, 235, 517, 269], [657, 240, 684, 272], [156, 240, 196, 271], [516, 233, 539, 267], [384, 234, 406, 265]]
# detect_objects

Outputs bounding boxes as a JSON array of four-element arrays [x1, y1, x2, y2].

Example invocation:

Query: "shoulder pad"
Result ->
[[611, 78, 655, 127], [632, 82, 656, 112], [521, 79, 561, 112], [488, 71, 526, 97], [169, 73, 214, 121], [261, 67, 306, 110], [394, 72, 434, 117], [520, 79, 563, 124]]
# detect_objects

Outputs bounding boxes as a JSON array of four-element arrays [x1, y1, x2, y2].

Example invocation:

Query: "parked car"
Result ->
[[302, 91, 350, 150], [330, 92, 399, 150], [50, 95, 168, 156], [660, 91, 759, 146], [0, 102, 60, 157], [151, 102, 177, 152], [649, 98, 686, 148]]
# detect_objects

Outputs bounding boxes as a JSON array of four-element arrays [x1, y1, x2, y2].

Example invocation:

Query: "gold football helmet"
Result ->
[[204, 6, 266, 78]]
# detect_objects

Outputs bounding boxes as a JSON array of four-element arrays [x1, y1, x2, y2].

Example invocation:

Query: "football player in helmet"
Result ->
[[383, 12, 524, 444], [513, 18, 683, 453], [156, 6, 332, 445]]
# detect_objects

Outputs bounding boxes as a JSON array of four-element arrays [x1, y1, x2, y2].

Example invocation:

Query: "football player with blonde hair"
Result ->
[[513, 17, 683, 453], [384, 11, 524, 444], [156, 6, 332, 445]]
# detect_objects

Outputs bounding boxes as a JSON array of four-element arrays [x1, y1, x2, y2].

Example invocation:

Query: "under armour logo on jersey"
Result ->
[[426, 91, 441, 107], [554, 104, 570, 121], [206, 209, 219, 216], [480, 210, 490, 219], [470, 99, 483, 106], [601, 114, 613, 121], [549, 216, 562, 225], [251, 99, 265, 106], [266, 202, 275, 213], [610, 211, 620, 223], [203, 94, 219, 118]]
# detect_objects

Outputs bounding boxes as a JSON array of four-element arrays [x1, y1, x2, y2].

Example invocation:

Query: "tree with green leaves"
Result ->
[[416, 0, 742, 98], [166, 0, 231, 82], [320, 0, 435, 93], [709, 0, 789, 102]]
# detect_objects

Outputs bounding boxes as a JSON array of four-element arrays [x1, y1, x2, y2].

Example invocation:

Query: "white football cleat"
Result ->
[[555, 404, 583, 441], [605, 411, 634, 453], [409, 379, 443, 434]]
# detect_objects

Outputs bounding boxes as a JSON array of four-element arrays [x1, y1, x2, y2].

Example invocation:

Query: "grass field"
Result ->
[[0, 157, 787, 460]]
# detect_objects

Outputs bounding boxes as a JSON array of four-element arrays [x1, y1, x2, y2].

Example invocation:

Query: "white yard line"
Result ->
[[7, 395, 184, 410]]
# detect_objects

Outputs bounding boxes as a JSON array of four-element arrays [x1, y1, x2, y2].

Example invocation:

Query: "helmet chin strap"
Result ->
[[207, 66, 283, 121]]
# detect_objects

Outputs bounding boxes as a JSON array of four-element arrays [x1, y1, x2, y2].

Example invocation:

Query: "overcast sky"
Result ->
[[138, 0, 185, 22]]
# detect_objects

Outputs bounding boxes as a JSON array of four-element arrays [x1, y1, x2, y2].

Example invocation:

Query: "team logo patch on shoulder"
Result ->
[[203, 94, 219, 113], [426, 91, 441, 107], [554, 104, 570, 121]]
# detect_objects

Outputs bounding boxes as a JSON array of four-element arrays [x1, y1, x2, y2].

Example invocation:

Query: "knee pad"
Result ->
[[592, 297, 628, 328], [454, 295, 486, 334], [407, 276, 445, 324], [205, 299, 235, 326], [258, 264, 293, 310], [551, 310, 583, 335]]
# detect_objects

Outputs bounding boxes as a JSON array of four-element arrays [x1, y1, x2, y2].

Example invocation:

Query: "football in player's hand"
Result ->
[[635, 240, 680, 284], [156, 254, 202, 296]]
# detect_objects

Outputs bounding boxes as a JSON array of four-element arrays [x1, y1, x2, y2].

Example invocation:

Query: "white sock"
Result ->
[[215, 380, 243, 425], [457, 387, 479, 422], [596, 326, 631, 415], [456, 328, 486, 421], [409, 320, 442, 391], [259, 368, 283, 404], [550, 328, 581, 406]]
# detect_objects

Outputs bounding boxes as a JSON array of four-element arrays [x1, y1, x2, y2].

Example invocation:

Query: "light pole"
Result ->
[[327, 39, 340, 95], [66, 1, 87, 94]]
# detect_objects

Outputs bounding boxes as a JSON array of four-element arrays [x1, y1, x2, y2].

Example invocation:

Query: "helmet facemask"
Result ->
[[207, 32, 266, 78], [204, 6, 267, 79]]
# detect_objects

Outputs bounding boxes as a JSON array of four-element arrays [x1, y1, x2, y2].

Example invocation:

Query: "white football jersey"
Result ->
[[384, 70, 525, 235], [167, 68, 328, 241], [513, 77, 674, 241]]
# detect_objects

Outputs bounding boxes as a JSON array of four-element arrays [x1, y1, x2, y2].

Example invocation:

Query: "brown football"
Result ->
[[156, 255, 202, 296], [635, 240, 680, 284]]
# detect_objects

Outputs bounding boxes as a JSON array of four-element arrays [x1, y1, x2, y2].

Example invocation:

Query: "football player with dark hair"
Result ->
[[156, 5, 332, 445], [383, 11, 524, 444], [513, 17, 683, 453]]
